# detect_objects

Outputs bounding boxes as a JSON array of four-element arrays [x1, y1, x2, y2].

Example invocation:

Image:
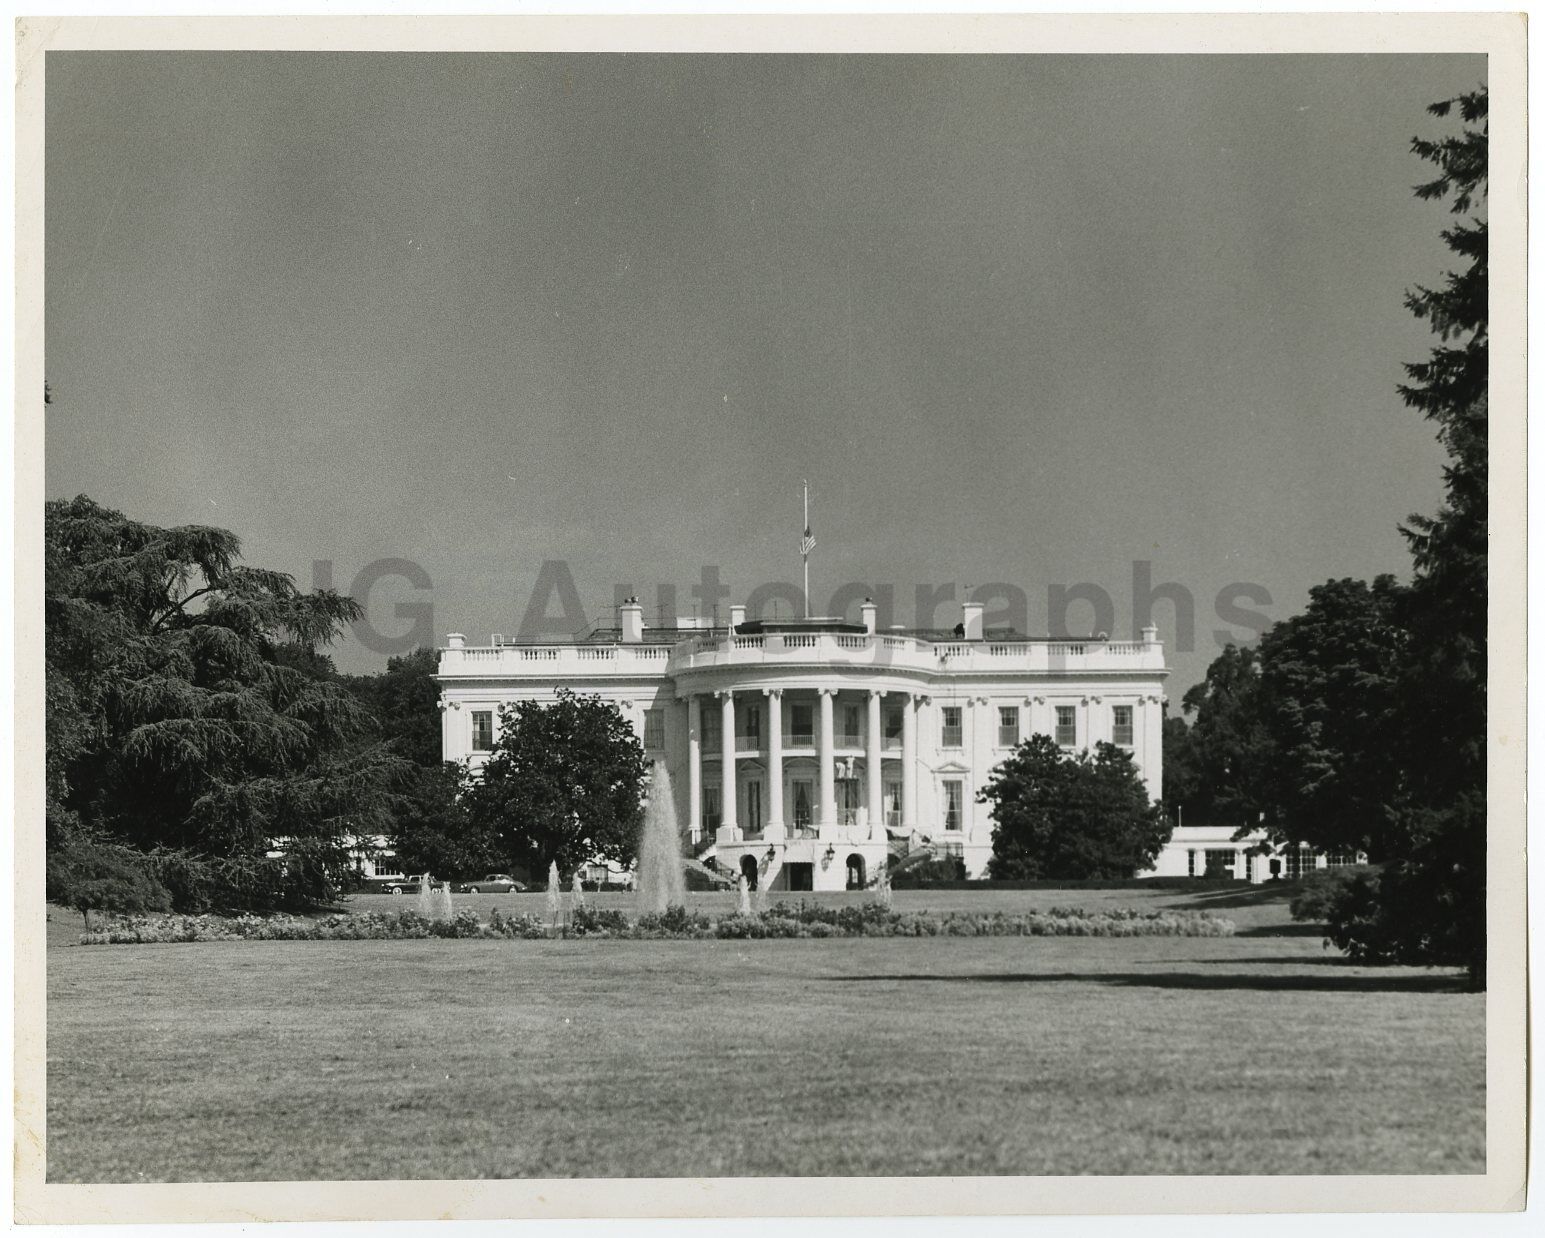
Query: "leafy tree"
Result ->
[[1178, 643, 1275, 831], [1160, 713, 1202, 825], [46, 832, 173, 927], [459, 689, 647, 878], [45, 495, 405, 910], [341, 647, 490, 878], [1254, 575, 1408, 858], [983, 735, 1170, 880]]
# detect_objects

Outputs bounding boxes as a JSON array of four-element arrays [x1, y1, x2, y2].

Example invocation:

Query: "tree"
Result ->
[[1292, 91, 1489, 986], [1178, 643, 1275, 831], [1254, 575, 1408, 858], [45, 495, 405, 910], [341, 647, 490, 877], [982, 735, 1170, 880], [459, 689, 647, 878]]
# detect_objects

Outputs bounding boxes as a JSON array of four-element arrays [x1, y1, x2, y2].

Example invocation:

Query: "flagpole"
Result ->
[[802, 480, 810, 619]]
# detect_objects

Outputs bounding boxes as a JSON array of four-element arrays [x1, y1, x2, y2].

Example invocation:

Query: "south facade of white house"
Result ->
[[436, 597, 1190, 892]]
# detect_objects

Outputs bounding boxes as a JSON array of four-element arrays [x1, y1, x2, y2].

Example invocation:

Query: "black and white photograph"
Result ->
[[12, 10, 1529, 1225]]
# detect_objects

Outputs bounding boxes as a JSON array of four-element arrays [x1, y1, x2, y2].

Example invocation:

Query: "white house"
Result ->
[[436, 596, 1246, 892]]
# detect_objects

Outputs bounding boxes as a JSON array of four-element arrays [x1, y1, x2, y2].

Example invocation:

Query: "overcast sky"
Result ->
[[45, 52, 1485, 696]]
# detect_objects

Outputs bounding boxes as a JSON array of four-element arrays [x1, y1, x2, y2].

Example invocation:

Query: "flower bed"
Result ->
[[81, 901, 1234, 945]]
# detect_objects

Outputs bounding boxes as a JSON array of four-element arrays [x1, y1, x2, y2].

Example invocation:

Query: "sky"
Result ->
[[44, 51, 1486, 698]]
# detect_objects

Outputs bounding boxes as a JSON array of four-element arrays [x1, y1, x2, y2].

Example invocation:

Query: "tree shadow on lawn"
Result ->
[[1159, 884, 1297, 911], [838, 970, 1471, 994]]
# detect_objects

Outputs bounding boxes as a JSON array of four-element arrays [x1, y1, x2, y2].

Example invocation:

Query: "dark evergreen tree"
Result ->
[[45, 495, 404, 910]]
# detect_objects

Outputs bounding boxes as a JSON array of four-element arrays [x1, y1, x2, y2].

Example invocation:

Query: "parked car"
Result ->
[[456, 874, 525, 894], [376, 876, 425, 895]]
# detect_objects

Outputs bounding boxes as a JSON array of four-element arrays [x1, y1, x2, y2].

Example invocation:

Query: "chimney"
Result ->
[[729, 603, 746, 631], [1141, 623, 1160, 646], [620, 598, 645, 643], [446, 633, 465, 649], [860, 598, 878, 634], [961, 600, 984, 640]]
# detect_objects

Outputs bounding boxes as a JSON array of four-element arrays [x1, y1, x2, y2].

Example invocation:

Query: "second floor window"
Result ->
[[642, 709, 664, 750], [741, 704, 761, 746], [998, 706, 1019, 747], [790, 703, 814, 745], [940, 706, 963, 749], [1055, 706, 1076, 747], [471, 711, 494, 751], [842, 704, 861, 745], [1112, 704, 1134, 746], [883, 707, 904, 743], [701, 710, 720, 751]]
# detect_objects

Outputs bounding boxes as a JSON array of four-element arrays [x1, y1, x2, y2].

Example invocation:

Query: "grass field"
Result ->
[[45, 885, 1484, 1182]]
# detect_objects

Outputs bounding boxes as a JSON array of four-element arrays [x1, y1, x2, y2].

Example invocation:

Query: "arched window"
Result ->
[[846, 854, 866, 890]]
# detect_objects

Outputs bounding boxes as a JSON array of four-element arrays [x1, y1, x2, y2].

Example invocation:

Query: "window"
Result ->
[[842, 704, 862, 746], [1112, 704, 1134, 746], [883, 707, 903, 746], [702, 786, 721, 833], [642, 708, 665, 750], [942, 779, 964, 831], [745, 781, 762, 832], [790, 703, 814, 746], [941, 706, 963, 748], [1285, 848, 1319, 880], [998, 706, 1020, 747], [792, 780, 813, 829], [740, 704, 761, 748], [1204, 849, 1237, 877], [701, 709, 720, 752], [471, 711, 494, 751], [884, 780, 903, 828], [1055, 705, 1076, 747], [1326, 851, 1360, 868], [1187, 849, 1197, 878]]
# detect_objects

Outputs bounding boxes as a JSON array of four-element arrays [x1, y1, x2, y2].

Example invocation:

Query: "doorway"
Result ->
[[784, 862, 814, 892], [739, 855, 759, 892]]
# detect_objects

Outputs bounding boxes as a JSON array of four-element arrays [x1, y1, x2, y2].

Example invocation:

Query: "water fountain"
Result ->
[[433, 879, 455, 922], [415, 873, 434, 918], [636, 761, 687, 915], [546, 860, 562, 926], [875, 863, 893, 909], [737, 873, 752, 917], [570, 870, 586, 909]]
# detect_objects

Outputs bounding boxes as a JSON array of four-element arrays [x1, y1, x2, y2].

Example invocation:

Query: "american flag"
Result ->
[[800, 525, 816, 556]]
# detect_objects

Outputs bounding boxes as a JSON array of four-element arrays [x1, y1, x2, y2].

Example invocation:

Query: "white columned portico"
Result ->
[[866, 689, 884, 836], [764, 687, 785, 840], [687, 695, 702, 843], [901, 693, 918, 832], [818, 688, 837, 832], [719, 690, 737, 836]]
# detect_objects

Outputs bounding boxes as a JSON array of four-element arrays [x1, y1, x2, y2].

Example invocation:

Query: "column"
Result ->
[[866, 689, 884, 838], [818, 687, 836, 833], [764, 687, 785, 840], [719, 690, 737, 837], [901, 692, 918, 832], [687, 695, 702, 843]]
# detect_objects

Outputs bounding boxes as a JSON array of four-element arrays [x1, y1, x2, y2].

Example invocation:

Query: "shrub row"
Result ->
[[82, 901, 1234, 945]]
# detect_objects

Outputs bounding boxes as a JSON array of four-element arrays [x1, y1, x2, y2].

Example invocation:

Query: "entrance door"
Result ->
[[784, 862, 814, 892], [739, 855, 759, 892]]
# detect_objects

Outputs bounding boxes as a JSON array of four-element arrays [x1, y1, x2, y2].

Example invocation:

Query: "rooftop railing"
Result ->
[[440, 632, 1164, 678]]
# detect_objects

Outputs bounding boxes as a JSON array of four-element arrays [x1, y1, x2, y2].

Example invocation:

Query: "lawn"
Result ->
[[44, 886, 1484, 1182]]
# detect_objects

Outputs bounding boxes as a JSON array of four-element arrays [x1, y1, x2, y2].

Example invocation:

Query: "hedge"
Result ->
[[81, 901, 1234, 945]]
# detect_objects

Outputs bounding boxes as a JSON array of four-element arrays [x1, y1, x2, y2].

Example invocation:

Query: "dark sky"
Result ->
[[45, 52, 1485, 697]]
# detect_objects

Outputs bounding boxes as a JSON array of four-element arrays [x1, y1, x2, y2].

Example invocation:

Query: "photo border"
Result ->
[[11, 11, 1528, 1224]]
